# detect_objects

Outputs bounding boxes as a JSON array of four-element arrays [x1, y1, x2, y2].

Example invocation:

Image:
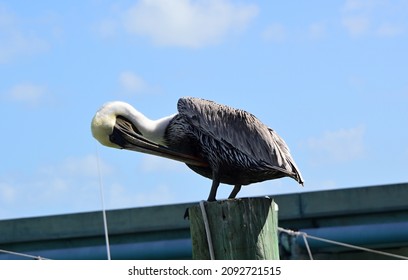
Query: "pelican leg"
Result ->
[[207, 171, 220, 201], [207, 180, 220, 201], [228, 185, 241, 199]]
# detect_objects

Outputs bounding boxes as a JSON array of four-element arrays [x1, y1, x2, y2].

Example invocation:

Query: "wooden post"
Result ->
[[189, 197, 279, 260]]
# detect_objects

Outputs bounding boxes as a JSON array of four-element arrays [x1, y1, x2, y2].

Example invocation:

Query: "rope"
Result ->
[[199, 200, 215, 260], [302, 234, 314, 260], [95, 144, 112, 260], [0, 248, 50, 260], [278, 227, 408, 260]]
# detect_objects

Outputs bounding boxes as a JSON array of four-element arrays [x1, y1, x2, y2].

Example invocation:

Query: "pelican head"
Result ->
[[91, 101, 207, 167], [91, 102, 119, 148], [91, 101, 138, 149], [91, 100, 167, 151]]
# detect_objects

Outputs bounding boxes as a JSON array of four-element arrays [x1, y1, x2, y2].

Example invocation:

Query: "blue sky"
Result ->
[[0, 0, 407, 220]]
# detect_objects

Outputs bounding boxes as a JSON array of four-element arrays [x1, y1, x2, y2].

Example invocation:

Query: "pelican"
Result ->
[[91, 97, 304, 201]]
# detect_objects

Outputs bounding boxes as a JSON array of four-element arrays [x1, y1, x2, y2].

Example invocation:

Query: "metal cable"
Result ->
[[96, 145, 111, 260], [278, 227, 408, 260], [0, 248, 50, 260], [302, 233, 314, 260]]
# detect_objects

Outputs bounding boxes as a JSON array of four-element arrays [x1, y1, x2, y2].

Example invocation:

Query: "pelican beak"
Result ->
[[110, 116, 208, 167]]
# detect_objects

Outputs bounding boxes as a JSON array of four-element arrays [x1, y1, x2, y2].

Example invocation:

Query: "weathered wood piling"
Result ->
[[189, 197, 279, 260]]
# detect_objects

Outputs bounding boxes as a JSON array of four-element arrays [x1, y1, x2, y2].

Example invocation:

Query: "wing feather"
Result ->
[[177, 97, 303, 183]]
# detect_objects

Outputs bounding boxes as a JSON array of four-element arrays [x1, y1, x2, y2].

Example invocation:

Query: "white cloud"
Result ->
[[0, 154, 116, 218], [0, 5, 49, 63], [107, 182, 175, 208], [377, 23, 404, 37], [0, 182, 16, 204], [7, 83, 47, 106], [341, 16, 370, 37], [342, 0, 374, 12], [262, 21, 327, 43], [94, 19, 118, 38], [308, 22, 327, 40], [340, 0, 406, 38], [239, 180, 285, 197], [119, 71, 147, 93], [30, 154, 114, 208], [306, 126, 365, 165], [40, 154, 114, 179], [122, 0, 258, 48], [262, 23, 286, 43], [140, 155, 186, 173]]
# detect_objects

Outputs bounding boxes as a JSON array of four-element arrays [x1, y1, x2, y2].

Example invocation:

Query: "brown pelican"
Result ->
[[91, 97, 304, 201]]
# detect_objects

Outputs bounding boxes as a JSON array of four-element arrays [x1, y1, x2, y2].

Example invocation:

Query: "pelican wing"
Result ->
[[177, 97, 303, 182]]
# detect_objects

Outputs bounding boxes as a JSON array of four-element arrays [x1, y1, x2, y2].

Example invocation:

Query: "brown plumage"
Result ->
[[91, 97, 304, 201]]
